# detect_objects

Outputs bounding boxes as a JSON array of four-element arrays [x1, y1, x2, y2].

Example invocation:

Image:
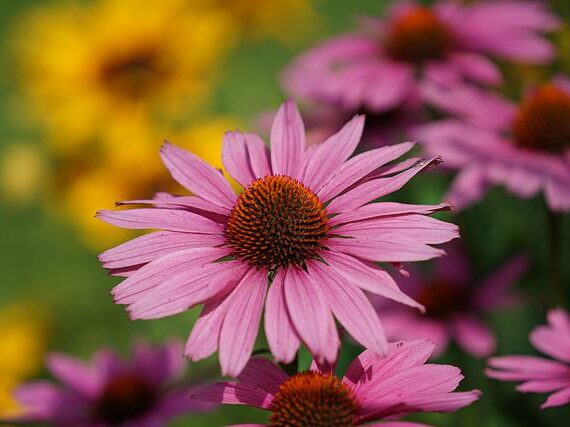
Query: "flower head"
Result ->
[[375, 242, 528, 358], [192, 339, 481, 426], [487, 308, 570, 409], [283, 1, 558, 114], [415, 78, 570, 211], [9, 340, 211, 426], [98, 100, 458, 376]]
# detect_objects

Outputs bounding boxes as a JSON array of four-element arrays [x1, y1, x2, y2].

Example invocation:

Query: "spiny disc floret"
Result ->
[[225, 175, 329, 270], [269, 371, 359, 427]]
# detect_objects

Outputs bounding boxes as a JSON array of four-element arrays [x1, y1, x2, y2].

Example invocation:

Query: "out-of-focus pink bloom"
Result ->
[[283, 0, 558, 114], [415, 78, 570, 211], [193, 339, 480, 426], [375, 242, 528, 358], [487, 308, 570, 409], [97, 100, 458, 377], [9, 340, 212, 427]]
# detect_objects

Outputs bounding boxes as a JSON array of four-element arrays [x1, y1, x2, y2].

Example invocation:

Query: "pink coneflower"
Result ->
[[486, 308, 570, 409], [193, 339, 480, 426], [415, 78, 570, 211], [9, 340, 211, 426], [283, 1, 558, 114], [375, 242, 528, 358], [97, 100, 458, 376]]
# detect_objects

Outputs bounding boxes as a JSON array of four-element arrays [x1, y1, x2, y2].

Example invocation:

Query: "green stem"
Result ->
[[547, 209, 566, 308]]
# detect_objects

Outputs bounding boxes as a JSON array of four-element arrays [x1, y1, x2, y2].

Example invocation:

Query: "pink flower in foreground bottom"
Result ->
[[97, 100, 458, 376], [375, 242, 528, 358], [486, 308, 570, 409], [193, 339, 480, 427], [9, 341, 212, 426], [416, 78, 570, 211]]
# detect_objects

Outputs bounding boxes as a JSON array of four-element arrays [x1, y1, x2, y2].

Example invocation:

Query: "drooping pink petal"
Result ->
[[445, 166, 490, 210], [191, 382, 273, 409], [219, 268, 268, 377], [111, 246, 232, 304], [309, 262, 388, 356], [185, 297, 229, 362], [322, 251, 423, 311], [160, 142, 236, 207], [530, 323, 570, 364], [448, 52, 502, 85], [329, 202, 451, 226], [452, 315, 496, 358], [270, 100, 305, 179], [302, 114, 364, 193], [243, 133, 272, 178], [283, 267, 339, 364], [541, 386, 570, 409], [127, 260, 250, 320], [516, 378, 570, 393], [264, 270, 301, 363], [99, 231, 225, 270], [96, 208, 223, 234], [318, 142, 415, 202], [328, 237, 446, 263], [487, 356, 570, 380], [237, 357, 288, 395], [327, 157, 441, 212]]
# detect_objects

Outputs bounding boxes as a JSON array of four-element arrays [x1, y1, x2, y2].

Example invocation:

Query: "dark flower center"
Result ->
[[94, 374, 157, 424], [417, 280, 470, 319], [385, 7, 454, 63], [225, 175, 329, 270], [100, 49, 162, 100], [512, 85, 570, 154], [269, 371, 359, 427]]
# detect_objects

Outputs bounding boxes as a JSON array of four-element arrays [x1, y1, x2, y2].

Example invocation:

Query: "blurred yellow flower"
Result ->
[[0, 143, 48, 208], [0, 302, 50, 419], [14, 0, 236, 152], [54, 117, 239, 249], [191, 0, 320, 42]]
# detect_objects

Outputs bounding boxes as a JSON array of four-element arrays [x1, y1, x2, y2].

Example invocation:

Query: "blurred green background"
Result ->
[[1, 0, 569, 426]]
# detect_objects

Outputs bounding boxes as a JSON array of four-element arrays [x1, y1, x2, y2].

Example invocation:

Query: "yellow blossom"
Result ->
[[14, 0, 236, 152]]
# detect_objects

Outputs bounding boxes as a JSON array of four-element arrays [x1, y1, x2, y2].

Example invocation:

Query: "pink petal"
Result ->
[[322, 251, 423, 311], [237, 358, 288, 395], [264, 270, 301, 363], [243, 133, 272, 178], [327, 157, 441, 213], [516, 379, 570, 393], [318, 142, 415, 202], [191, 382, 273, 409], [160, 142, 236, 207], [127, 260, 250, 320], [487, 355, 570, 379], [46, 354, 100, 398], [530, 325, 570, 363], [96, 208, 223, 234], [284, 267, 339, 364], [309, 262, 388, 356], [330, 202, 451, 226], [185, 297, 228, 362], [219, 268, 268, 377], [270, 100, 305, 179], [222, 131, 257, 186], [445, 166, 490, 211], [541, 386, 570, 409], [302, 115, 364, 193], [111, 247, 232, 304], [452, 315, 496, 358], [99, 231, 225, 270], [448, 52, 502, 85], [328, 237, 446, 263], [117, 195, 230, 217]]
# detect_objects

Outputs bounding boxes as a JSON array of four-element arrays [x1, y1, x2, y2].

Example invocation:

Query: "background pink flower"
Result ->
[[97, 100, 458, 377], [487, 308, 570, 409], [374, 242, 528, 358], [283, 0, 558, 115], [192, 339, 480, 426], [415, 78, 570, 211], [8, 340, 212, 427]]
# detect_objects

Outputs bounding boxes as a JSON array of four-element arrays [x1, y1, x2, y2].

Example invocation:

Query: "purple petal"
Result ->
[[270, 100, 305, 179], [222, 131, 257, 186]]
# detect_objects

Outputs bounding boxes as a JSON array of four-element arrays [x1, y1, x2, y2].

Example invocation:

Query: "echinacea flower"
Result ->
[[486, 308, 570, 409], [15, 0, 234, 148], [374, 242, 528, 358], [9, 340, 211, 426], [283, 0, 558, 114], [193, 339, 480, 426], [415, 78, 570, 211], [97, 100, 458, 376]]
